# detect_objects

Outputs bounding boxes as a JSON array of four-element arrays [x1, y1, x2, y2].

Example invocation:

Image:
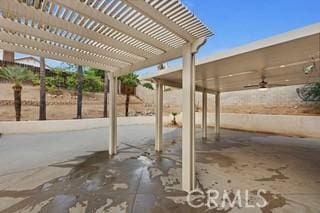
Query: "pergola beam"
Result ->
[[151, 78, 217, 94], [116, 47, 183, 76]]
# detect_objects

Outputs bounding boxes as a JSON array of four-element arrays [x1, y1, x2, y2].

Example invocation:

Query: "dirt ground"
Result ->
[[1, 83, 319, 121], [0, 83, 146, 121]]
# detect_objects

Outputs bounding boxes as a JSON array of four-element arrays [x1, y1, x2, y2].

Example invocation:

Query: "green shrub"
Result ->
[[32, 78, 40, 86], [46, 85, 63, 95], [45, 76, 57, 88], [66, 74, 76, 89], [83, 75, 103, 92]]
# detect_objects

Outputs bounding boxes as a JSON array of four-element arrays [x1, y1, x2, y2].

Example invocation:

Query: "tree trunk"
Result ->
[[13, 85, 22, 121], [173, 116, 177, 125], [39, 57, 46, 120], [103, 73, 109, 117], [125, 94, 130, 117], [76, 65, 83, 119]]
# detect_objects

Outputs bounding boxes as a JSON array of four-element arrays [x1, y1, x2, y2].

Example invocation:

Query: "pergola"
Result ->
[[143, 22, 320, 188], [0, 0, 212, 191]]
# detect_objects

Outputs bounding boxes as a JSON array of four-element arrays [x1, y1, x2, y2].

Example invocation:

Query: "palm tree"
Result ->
[[76, 65, 84, 119], [118, 73, 153, 116], [171, 112, 178, 125], [104, 73, 109, 117], [39, 57, 46, 120], [0, 66, 35, 121]]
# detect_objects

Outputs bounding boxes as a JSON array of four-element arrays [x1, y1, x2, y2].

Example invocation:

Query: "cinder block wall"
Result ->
[[136, 85, 320, 115]]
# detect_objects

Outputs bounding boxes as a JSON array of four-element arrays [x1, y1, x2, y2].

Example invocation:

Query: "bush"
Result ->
[[45, 76, 57, 88], [32, 78, 40, 86], [83, 75, 103, 92], [66, 74, 76, 89], [46, 85, 63, 95]]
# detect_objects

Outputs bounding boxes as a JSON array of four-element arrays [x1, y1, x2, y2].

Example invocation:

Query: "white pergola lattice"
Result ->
[[0, 0, 212, 76]]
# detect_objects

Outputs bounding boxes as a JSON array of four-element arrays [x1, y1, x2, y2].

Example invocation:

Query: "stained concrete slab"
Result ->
[[0, 126, 319, 212]]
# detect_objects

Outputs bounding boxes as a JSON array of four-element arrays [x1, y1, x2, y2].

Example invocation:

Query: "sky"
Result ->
[[15, 0, 320, 74]]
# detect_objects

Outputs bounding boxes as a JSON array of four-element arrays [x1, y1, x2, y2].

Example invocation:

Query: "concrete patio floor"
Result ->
[[0, 126, 319, 212]]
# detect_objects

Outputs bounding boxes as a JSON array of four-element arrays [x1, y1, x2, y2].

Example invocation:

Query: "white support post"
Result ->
[[215, 91, 221, 138], [155, 80, 163, 152], [182, 43, 196, 192], [202, 90, 207, 139], [109, 72, 117, 155]]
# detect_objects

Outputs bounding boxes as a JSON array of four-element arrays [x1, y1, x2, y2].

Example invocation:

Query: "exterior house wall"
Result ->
[[3, 51, 14, 62], [15, 57, 51, 70]]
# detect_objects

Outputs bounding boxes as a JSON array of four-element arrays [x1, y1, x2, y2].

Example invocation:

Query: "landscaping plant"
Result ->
[[118, 73, 153, 116], [0, 66, 35, 121]]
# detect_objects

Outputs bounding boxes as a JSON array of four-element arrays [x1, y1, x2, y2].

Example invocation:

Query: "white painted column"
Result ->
[[182, 43, 196, 191], [155, 80, 163, 152], [202, 90, 207, 139], [109, 72, 117, 155], [215, 91, 221, 138]]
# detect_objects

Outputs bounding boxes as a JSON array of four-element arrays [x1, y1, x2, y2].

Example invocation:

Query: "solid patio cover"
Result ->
[[142, 23, 320, 93]]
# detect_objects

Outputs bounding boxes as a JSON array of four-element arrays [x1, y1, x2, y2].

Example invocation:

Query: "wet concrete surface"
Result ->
[[0, 126, 320, 212]]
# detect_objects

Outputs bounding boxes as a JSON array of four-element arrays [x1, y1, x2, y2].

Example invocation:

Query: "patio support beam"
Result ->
[[109, 72, 118, 156], [182, 43, 196, 192], [215, 91, 221, 138], [155, 80, 163, 152], [182, 37, 206, 192], [202, 90, 207, 139]]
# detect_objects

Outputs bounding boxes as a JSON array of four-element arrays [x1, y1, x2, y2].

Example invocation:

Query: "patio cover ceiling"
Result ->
[[0, 0, 212, 76], [142, 23, 320, 93]]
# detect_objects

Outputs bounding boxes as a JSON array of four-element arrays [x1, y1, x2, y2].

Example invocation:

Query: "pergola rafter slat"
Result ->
[[0, 41, 113, 71], [53, 0, 173, 52], [0, 0, 212, 76], [0, 0, 154, 59], [0, 31, 126, 69], [0, 18, 139, 64]]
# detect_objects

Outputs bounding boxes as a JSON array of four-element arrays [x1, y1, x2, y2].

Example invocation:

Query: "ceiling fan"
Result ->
[[244, 76, 286, 89]]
